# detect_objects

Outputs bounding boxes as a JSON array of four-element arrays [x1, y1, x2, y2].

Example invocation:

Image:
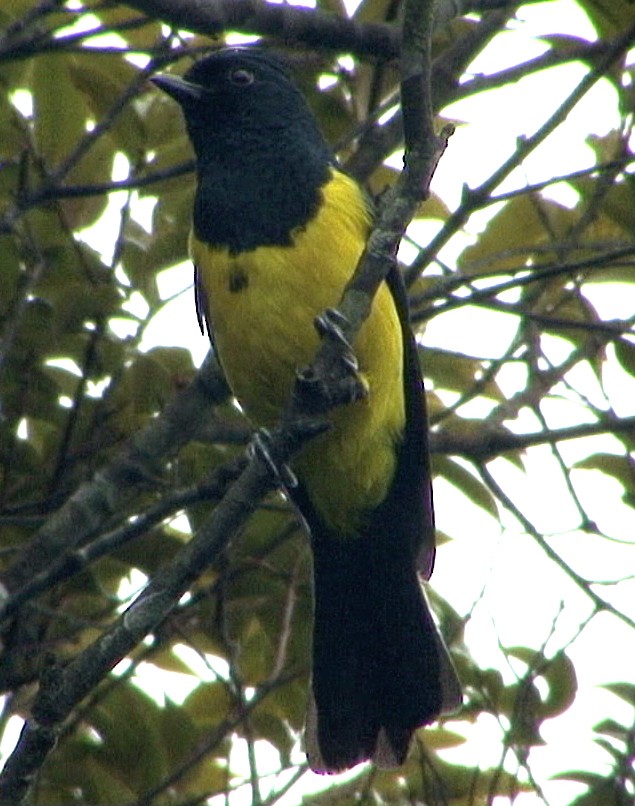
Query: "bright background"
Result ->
[[1, 1, 634, 804], [140, 2, 635, 801], [85, 1, 635, 802]]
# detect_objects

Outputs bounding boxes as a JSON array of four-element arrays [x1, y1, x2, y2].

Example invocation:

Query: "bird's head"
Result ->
[[151, 48, 329, 160]]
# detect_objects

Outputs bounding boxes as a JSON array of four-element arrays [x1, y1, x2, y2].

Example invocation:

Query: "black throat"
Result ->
[[170, 49, 336, 254], [192, 134, 332, 254]]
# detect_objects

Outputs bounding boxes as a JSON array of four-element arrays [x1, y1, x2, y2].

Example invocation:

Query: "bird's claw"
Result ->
[[294, 308, 368, 412], [314, 308, 359, 372], [248, 428, 298, 489]]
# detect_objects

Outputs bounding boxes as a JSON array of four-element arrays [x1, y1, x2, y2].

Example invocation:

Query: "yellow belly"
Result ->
[[191, 170, 405, 534]]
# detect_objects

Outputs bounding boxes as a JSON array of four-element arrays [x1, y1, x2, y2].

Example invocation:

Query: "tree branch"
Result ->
[[406, 20, 635, 283], [0, 351, 230, 598], [0, 2, 449, 799], [478, 464, 635, 632], [433, 415, 635, 461], [0, 409, 321, 803], [123, 0, 400, 59], [0, 455, 246, 625]]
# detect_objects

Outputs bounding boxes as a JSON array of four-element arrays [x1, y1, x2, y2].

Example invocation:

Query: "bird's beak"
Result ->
[[150, 73, 204, 105]]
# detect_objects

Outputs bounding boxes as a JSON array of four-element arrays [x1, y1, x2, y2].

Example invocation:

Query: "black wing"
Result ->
[[194, 263, 214, 345], [383, 261, 436, 578]]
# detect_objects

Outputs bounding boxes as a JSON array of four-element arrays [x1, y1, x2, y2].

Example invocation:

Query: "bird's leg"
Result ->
[[254, 309, 366, 487]]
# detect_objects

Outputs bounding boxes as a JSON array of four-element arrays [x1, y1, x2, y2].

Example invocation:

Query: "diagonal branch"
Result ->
[[433, 415, 635, 461], [478, 464, 635, 632], [0, 2, 449, 800], [406, 20, 635, 283], [123, 0, 400, 58], [0, 351, 230, 599]]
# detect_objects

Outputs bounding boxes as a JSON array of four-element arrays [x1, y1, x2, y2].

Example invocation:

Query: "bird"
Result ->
[[151, 47, 461, 774]]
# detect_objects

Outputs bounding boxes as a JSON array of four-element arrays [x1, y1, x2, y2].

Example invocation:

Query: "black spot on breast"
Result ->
[[229, 267, 248, 293]]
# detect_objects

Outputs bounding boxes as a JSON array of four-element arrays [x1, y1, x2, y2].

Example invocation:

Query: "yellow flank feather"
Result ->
[[190, 169, 405, 535]]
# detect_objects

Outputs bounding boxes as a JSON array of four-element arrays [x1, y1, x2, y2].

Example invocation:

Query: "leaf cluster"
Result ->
[[0, 0, 634, 804]]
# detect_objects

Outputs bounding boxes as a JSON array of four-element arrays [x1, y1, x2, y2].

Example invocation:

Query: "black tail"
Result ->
[[305, 528, 460, 773]]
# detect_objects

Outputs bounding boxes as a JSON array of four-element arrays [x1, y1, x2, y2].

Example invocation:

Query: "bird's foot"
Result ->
[[248, 428, 298, 489], [295, 308, 369, 413]]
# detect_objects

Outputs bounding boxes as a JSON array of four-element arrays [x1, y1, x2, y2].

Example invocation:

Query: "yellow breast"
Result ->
[[191, 170, 405, 534]]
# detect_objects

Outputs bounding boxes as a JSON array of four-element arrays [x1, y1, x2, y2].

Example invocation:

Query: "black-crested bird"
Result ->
[[152, 48, 461, 774]]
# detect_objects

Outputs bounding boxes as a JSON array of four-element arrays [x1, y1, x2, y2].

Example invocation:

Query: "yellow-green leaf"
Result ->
[[33, 55, 87, 169]]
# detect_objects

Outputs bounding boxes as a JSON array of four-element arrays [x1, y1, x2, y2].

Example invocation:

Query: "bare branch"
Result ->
[[433, 415, 635, 461], [0, 352, 230, 597], [123, 0, 399, 58], [406, 21, 635, 282]]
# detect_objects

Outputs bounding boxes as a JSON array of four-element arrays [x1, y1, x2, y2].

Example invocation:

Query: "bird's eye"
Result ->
[[228, 68, 254, 86]]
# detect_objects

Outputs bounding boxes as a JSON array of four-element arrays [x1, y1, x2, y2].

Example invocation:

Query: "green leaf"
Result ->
[[234, 614, 276, 683], [56, 284, 123, 332], [184, 681, 233, 729], [354, 0, 398, 23], [614, 339, 635, 377], [0, 94, 26, 161], [69, 55, 146, 156], [420, 726, 467, 750], [33, 54, 87, 169], [141, 86, 191, 151], [566, 775, 633, 806], [423, 347, 505, 401], [89, 681, 169, 791], [602, 681, 635, 707], [113, 347, 196, 419], [458, 195, 574, 275], [305, 81, 356, 147], [537, 650, 578, 718], [40, 737, 137, 805], [111, 527, 183, 577], [579, 0, 635, 37], [59, 131, 115, 230], [0, 234, 21, 315], [143, 187, 192, 272], [499, 648, 577, 731], [591, 173, 635, 235], [160, 702, 229, 797], [433, 455, 499, 519], [250, 704, 295, 763], [91, 4, 163, 50], [593, 717, 629, 743], [574, 452, 634, 493], [20, 416, 60, 462], [258, 679, 307, 734]]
